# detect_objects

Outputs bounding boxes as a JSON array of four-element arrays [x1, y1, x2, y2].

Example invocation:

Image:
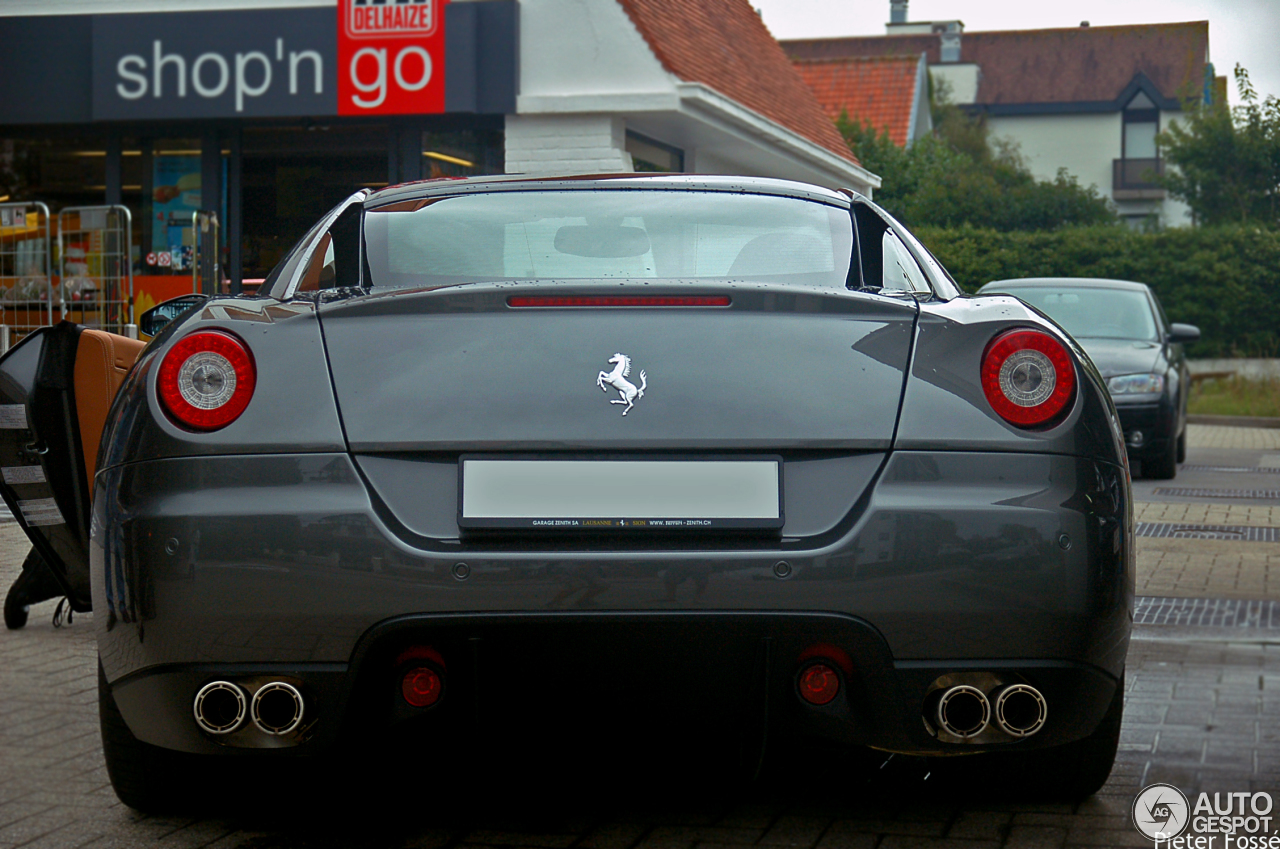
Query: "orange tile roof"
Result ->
[[783, 21, 1209, 108], [615, 0, 858, 164], [793, 55, 922, 147]]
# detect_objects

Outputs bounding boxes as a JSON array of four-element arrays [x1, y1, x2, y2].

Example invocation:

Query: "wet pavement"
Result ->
[[1, 425, 1277, 848]]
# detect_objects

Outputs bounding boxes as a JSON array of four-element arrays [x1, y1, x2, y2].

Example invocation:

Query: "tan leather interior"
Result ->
[[296, 233, 332, 292], [74, 329, 146, 496]]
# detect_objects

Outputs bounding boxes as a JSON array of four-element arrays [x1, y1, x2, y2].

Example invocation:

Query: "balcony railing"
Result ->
[[1113, 158, 1165, 191]]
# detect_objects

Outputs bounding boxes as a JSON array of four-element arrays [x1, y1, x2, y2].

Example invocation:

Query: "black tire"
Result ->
[[99, 662, 209, 813], [1145, 431, 1179, 480], [1176, 428, 1187, 464], [935, 671, 1124, 800]]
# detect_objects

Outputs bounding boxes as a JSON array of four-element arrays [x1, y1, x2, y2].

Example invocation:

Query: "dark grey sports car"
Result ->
[[0, 175, 1133, 809], [977, 278, 1199, 479]]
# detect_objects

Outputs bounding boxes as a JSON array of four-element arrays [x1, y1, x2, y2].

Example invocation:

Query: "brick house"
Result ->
[[783, 3, 1213, 226]]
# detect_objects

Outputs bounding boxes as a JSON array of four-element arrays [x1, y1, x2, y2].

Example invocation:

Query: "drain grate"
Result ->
[[1153, 487, 1280, 499], [1134, 596, 1280, 628], [1179, 465, 1280, 474], [1136, 522, 1279, 542]]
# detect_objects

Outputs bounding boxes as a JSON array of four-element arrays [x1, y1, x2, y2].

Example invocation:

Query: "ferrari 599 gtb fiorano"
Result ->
[[0, 175, 1132, 809]]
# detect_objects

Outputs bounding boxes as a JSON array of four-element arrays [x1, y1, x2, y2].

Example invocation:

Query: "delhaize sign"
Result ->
[[87, 0, 514, 122], [338, 0, 449, 116]]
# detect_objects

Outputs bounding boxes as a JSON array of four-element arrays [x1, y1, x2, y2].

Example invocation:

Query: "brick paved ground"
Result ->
[[2, 426, 1279, 847], [1134, 501, 1280, 527], [1135, 538, 1280, 600], [1131, 426, 1280, 600], [1183, 424, 1280, 451]]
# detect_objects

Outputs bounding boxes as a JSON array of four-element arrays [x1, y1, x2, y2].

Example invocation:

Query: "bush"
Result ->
[[914, 224, 1280, 358]]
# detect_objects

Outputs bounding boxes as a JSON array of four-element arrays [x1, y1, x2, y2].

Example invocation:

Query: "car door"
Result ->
[[0, 322, 146, 612], [0, 323, 94, 610]]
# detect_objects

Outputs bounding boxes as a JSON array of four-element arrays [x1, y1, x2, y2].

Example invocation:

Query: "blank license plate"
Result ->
[[459, 458, 782, 530]]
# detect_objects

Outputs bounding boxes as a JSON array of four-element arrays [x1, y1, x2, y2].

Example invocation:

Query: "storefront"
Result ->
[[0, 0, 876, 322]]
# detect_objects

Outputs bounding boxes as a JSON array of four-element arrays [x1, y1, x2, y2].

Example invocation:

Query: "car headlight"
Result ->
[[1106, 373, 1164, 395]]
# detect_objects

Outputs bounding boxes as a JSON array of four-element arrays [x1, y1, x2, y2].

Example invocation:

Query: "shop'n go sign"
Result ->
[[338, 0, 447, 115]]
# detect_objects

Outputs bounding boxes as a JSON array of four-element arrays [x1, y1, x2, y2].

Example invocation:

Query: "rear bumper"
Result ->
[[109, 611, 1120, 759], [92, 449, 1132, 757]]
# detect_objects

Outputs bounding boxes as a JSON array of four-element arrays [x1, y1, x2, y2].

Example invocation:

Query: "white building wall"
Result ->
[[505, 114, 633, 175], [986, 112, 1119, 197], [986, 111, 1193, 227], [515, 0, 678, 113]]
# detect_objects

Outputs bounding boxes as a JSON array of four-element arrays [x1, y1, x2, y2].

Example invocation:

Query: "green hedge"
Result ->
[[913, 224, 1280, 358]]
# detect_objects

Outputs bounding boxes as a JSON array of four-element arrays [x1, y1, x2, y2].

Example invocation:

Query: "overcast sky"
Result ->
[[754, 0, 1280, 107]]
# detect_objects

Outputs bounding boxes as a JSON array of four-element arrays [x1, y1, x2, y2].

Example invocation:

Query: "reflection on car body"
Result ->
[[0, 175, 1132, 809]]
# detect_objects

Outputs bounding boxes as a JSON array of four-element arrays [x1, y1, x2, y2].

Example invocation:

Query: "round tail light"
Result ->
[[157, 330, 256, 431], [797, 662, 841, 706], [401, 667, 443, 708], [981, 329, 1076, 427]]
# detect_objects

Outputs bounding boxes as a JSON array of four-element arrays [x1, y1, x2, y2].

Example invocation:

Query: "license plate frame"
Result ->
[[458, 455, 784, 531]]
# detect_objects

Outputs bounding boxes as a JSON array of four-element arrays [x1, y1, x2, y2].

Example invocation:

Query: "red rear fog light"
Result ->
[[797, 663, 841, 706], [401, 667, 443, 708]]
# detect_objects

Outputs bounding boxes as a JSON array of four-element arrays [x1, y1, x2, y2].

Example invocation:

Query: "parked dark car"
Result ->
[[977, 278, 1199, 478], [0, 175, 1133, 809]]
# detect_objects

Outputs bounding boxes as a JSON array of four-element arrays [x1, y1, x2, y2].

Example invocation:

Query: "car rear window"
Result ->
[[990, 286, 1160, 342], [363, 190, 853, 290]]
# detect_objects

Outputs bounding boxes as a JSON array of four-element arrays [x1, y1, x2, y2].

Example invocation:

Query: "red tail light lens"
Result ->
[[797, 663, 841, 706], [157, 330, 256, 431], [981, 329, 1076, 427], [401, 667, 443, 708]]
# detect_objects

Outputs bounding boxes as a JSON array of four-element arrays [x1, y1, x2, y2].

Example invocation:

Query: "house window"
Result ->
[[1123, 92, 1159, 160], [626, 131, 684, 173], [1113, 91, 1163, 193]]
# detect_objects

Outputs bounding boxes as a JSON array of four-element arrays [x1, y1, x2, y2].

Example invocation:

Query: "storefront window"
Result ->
[[241, 125, 389, 279], [0, 134, 108, 336], [626, 131, 684, 173], [421, 129, 504, 179], [0, 133, 106, 212], [128, 138, 206, 278]]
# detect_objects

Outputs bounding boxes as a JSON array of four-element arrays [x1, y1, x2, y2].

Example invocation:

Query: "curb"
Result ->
[[1188, 414, 1280, 429]]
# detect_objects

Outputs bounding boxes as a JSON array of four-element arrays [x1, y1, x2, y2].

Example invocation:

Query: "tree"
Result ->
[[1157, 65, 1280, 225], [837, 86, 1115, 232]]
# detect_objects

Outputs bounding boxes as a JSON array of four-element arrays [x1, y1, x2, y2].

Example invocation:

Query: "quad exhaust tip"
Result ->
[[935, 684, 991, 738], [994, 684, 1047, 737], [193, 681, 247, 735], [250, 682, 305, 736]]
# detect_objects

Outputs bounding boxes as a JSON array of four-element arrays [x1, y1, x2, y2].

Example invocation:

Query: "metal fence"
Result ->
[[56, 205, 134, 335], [0, 201, 55, 346]]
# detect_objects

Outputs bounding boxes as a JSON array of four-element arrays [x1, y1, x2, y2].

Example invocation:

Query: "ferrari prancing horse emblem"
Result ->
[[596, 353, 647, 416]]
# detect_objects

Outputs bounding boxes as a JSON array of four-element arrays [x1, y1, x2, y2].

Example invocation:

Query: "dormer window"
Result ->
[[1123, 91, 1159, 160], [1113, 90, 1165, 199]]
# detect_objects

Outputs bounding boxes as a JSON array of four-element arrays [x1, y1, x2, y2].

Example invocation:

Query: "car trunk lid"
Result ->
[[318, 284, 918, 452]]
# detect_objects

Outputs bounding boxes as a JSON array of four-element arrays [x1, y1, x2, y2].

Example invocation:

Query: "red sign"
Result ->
[[337, 0, 447, 116]]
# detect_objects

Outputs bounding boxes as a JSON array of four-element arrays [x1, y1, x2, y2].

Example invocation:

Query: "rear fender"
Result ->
[[897, 296, 1126, 465], [97, 298, 346, 471]]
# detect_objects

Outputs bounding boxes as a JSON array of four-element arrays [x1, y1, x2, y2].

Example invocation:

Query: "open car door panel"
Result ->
[[0, 323, 92, 610], [0, 322, 143, 613]]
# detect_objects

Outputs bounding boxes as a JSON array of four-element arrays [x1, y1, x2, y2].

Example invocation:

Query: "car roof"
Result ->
[[364, 173, 853, 209], [979, 277, 1151, 293]]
